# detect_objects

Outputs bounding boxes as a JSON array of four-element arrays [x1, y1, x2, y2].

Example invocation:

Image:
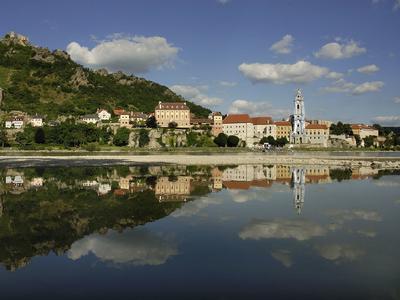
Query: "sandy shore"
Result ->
[[1, 153, 400, 168]]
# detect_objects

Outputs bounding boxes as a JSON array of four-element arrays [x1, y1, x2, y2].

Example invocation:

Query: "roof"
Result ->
[[274, 121, 291, 126], [251, 116, 272, 125], [130, 112, 148, 118], [31, 114, 44, 119], [113, 108, 126, 115], [97, 108, 109, 113], [223, 114, 251, 124], [156, 102, 189, 110], [351, 124, 375, 130], [306, 124, 328, 130], [81, 114, 99, 119], [191, 118, 212, 124]]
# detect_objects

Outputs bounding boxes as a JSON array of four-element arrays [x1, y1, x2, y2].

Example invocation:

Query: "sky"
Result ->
[[1, 0, 400, 125]]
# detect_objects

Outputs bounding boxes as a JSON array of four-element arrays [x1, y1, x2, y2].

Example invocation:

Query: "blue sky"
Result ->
[[1, 0, 400, 125]]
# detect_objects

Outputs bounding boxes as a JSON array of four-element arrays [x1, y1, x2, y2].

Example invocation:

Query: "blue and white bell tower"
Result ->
[[291, 89, 306, 144]]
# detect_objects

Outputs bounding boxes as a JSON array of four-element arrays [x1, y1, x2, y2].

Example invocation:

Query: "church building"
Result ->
[[291, 89, 306, 144]]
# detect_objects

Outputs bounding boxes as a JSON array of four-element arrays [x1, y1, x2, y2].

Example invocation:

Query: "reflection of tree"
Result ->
[[0, 186, 184, 271], [329, 168, 352, 182]]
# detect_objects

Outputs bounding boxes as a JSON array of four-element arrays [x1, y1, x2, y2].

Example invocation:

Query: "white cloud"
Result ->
[[357, 64, 379, 74], [171, 195, 222, 217], [352, 81, 384, 95], [372, 115, 400, 126], [219, 81, 237, 87], [315, 244, 364, 262], [217, 0, 230, 4], [326, 209, 382, 224], [394, 0, 400, 10], [229, 99, 290, 119], [239, 60, 329, 84], [326, 71, 344, 79], [374, 179, 400, 187], [270, 34, 294, 54], [394, 96, 400, 103], [271, 250, 293, 268], [170, 84, 223, 107], [68, 228, 178, 266], [314, 40, 366, 59], [239, 219, 326, 241], [66, 35, 179, 74], [322, 79, 384, 95]]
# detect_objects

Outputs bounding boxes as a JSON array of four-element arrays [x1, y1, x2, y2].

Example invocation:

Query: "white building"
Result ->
[[251, 116, 276, 140], [98, 183, 112, 195], [5, 117, 24, 129], [80, 114, 99, 124], [119, 113, 131, 128], [97, 109, 111, 121], [30, 115, 43, 127], [222, 114, 254, 143]]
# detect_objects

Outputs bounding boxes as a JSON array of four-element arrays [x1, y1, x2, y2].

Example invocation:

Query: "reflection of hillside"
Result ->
[[0, 187, 184, 271]]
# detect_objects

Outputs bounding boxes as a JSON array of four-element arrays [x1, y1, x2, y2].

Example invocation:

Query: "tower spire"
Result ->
[[291, 89, 306, 144]]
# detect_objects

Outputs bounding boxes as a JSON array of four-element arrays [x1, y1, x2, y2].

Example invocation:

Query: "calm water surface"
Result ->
[[0, 164, 399, 299]]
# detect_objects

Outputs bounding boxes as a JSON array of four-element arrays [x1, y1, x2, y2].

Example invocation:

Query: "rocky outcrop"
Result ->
[[1, 32, 30, 46], [53, 49, 70, 60], [69, 67, 92, 89], [127, 129, 188, 148], [95, 68, 109, 76], [31, 47, 55, 64]]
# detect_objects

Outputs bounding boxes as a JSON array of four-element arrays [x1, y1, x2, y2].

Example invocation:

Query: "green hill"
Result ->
[[0, 32, 210, 119]]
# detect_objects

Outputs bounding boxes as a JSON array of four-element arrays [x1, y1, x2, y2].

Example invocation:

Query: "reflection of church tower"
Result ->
[[291, 167, 305, 214], [291, 89, 306, 144]]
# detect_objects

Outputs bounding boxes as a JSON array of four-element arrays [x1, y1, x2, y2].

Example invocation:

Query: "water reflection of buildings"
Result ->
[[214, 165, 333, 214], [291, 167, 305, 214], [0, 165, 381, 210], [155, 176, 191, 202]]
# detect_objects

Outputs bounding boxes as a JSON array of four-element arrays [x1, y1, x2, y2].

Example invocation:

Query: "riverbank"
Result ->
[[1, 152, 400, 169]]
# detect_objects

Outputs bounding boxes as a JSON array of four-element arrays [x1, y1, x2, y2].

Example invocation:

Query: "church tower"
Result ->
[[291, 89, 306, 144], [291, 167, 305, 215]]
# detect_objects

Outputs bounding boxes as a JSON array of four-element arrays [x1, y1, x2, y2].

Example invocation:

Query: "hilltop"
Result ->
[[0, 32, 210, 119]]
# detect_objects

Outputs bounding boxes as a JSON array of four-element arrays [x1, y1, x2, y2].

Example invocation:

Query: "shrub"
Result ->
[[138, 129, 150, 147], [168, 121, 177, 129], [113, 127, 130, 146], [34, 127, 45, 144], [227, 135, 239, 147], [214, 133, 227, 147]]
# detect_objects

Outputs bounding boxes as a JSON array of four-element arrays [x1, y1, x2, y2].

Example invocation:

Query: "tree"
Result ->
[[146, 116, 157, 128], [138, 129, 150, 147], [276, 137, 288, 147], [363, 135, 375, 148], [113, 127, 130, 146], [214, 133, 227, 147], [187, 131, 198, 146], [34, 127, 45, 144], [0, 129, 9, 147], [227, 135, 239, 147], [354, 134, 361, 147], [168, 121, 177, 129], [260, 135, 276, 146]]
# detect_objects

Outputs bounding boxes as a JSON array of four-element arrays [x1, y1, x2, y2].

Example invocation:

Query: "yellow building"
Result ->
[[305, 124, 329, 146], [210, 112, 223, 136], [274, 121, 292, 140], [155, 176, 191, 202], [351, 124, 379, 139], [155, 101, 191, 128]]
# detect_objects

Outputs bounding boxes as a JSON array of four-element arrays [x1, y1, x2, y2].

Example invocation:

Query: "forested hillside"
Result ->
[[0, 32, 210, 119]]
